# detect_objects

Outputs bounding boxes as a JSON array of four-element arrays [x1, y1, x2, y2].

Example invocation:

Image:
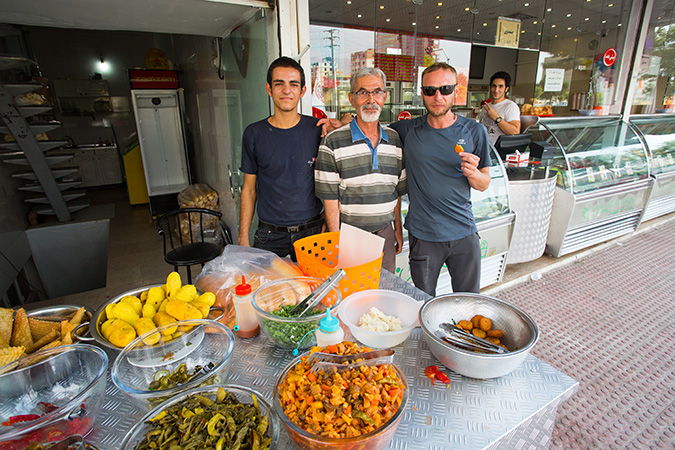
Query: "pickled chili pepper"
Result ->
[[425, 365, 451, 385], [425, 366, 438, 385], [2, 414, 40, 426], [38, 402, 58, 414]]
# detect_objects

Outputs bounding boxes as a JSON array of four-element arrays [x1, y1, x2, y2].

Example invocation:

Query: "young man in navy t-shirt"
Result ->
[[239, 57, 341, 260]]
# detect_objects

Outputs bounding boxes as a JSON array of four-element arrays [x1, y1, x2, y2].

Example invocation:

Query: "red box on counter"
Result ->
[[506, 151, 529, 168]]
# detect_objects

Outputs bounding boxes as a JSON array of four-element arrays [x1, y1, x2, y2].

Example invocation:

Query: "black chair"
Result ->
[[156, 208, 232, 284]]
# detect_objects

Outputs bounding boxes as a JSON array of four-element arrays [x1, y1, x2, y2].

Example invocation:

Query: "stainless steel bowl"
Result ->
[[77, 284, 223, 351], [27, 304, 94, 341], [419, 293, 539, 379]]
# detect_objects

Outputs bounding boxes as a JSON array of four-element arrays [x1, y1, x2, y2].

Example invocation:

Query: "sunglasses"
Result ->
[[422, 84, 456, 96]]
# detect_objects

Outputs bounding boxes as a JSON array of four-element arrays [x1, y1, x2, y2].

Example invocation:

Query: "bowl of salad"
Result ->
[[251, 277, 342, 351]]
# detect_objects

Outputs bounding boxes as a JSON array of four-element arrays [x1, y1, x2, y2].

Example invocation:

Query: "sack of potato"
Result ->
[[0, 305, 88, 368], [100, 271, 216, 348], [195, 246, 310, 331], [177, 184, 219, 243]]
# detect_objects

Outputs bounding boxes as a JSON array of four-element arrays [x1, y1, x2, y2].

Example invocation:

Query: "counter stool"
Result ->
[[156, 208, 231, 284]]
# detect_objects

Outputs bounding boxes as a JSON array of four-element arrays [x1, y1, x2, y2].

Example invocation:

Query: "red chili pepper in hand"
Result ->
[[2, 414, 41, 426]]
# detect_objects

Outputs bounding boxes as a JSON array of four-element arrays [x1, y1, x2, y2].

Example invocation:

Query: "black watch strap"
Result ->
[[495, 117, 503, 124]]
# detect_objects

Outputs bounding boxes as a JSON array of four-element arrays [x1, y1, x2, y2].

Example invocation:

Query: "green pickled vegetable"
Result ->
[[133, 387, 271, 450], [262, 304, 323, 348]]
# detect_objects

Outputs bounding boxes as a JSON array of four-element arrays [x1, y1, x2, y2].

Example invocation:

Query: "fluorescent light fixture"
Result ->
[[97, 58, 110, 73]]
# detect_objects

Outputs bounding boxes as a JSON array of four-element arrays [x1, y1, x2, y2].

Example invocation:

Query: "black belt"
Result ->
[[258, 216, 324, 233]]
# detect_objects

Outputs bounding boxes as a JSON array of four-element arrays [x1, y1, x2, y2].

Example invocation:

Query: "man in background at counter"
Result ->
[[478, 71, 521, 145], [238, 56, 345, 261], [389, 63, 491, 295], [315, 67, 406, 273]]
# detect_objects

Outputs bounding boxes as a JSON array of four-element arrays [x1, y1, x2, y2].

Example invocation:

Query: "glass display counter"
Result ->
[[629, 114, 675, 222], [526, 116, 652, 257], [395, 147, 514, 293]]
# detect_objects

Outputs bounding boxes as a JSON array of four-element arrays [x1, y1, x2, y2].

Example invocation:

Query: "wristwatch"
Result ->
[[495, 116, 503, 124]]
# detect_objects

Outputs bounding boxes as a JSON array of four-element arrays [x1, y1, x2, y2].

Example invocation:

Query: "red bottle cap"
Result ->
[[235, 275, 252, 296]]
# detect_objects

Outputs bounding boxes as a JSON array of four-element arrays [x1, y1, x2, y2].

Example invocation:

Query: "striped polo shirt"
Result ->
[[315, 121, 406, 232]]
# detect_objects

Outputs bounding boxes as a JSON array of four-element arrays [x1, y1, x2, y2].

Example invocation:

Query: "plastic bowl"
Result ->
[[251, 277, 342, 350], [273, 353, 408, 450], [0, 344, 108, 450], [120, 384, 280, 450], [419, 293, 539, 379], [337, 290, 421, 348], [111, 319, 235, 411]]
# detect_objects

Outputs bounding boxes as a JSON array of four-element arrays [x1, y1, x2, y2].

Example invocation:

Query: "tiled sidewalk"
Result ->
[[488, 218, 675, 449]]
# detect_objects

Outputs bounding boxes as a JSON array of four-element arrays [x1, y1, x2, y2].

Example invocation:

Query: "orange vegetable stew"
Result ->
[[277, 341, 405, 439]]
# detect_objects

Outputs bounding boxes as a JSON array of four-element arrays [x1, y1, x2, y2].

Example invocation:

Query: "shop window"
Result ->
[[632, 1, 675, 114]]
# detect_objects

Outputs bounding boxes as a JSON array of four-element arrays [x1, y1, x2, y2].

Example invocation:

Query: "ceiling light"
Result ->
[[412, 22, 416, 25], [457, 28, 461, 32], [483, 22, 487, 26], [547, 8, 552, 11], [435, 25, 440, 28], [567, 13, 572, 17], [379, 5, 384, 9], [386, 18, 390, 22], [657, 16, 662, 19], [602, 20, 607, 23], [436, 15, 440, 19], [585, 17, 589, 21], [608, 3, 613, 6], [438, 2, 443, 5], [477, 32, 480, 34], [346, 0, 351, 4], [574, 38, 578, 42], [97, 58, 110, 73], [533, 21, 538, 24], [524, 2, 529, 6], [552, 24, 556, 28], [521, 30, 525, 33], [618, 23, 622, 26], [567, 27, 572, 30], [358, 14, 362, 17], [465, 7, 470, 11], [555, 34, 558, 37], [538, 32, 541, 35]]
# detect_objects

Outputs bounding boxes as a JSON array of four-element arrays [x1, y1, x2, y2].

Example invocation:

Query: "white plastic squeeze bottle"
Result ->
[[315, 307, 344, 347], [234, 275, 260, 338]]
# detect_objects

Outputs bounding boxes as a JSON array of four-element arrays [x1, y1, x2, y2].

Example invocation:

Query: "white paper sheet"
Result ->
[[337, 223, 384, 268]]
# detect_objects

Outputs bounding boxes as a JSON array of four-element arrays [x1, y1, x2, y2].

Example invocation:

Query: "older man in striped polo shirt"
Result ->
[[315, 67, 406, 273]]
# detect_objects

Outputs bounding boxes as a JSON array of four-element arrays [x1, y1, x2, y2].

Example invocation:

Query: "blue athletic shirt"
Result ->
[[389, 114, 491, 242], [240, 115, 323, 226]]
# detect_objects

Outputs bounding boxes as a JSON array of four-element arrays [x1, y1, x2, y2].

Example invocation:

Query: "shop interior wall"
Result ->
[[169, 11, 273, 241], [24, 26, 176, 153]]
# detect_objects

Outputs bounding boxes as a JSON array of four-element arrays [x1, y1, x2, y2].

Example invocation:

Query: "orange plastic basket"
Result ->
[[293, 232, 382, 298]]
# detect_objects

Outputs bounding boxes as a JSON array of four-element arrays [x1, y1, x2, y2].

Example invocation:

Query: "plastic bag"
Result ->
[[177, 184, 219, 243], [194, 246, 306, 330]]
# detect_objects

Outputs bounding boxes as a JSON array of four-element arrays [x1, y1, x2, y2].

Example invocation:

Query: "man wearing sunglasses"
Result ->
[[388, 62, 491, 295], [315, 67, 406, 273], [478, 71, 521, 145]]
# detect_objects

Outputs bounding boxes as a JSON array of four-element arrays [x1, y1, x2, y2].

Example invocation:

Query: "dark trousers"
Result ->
[[253, 217, 323, 262], [373, 223, 396, 274], [408, 233, 481, 296]]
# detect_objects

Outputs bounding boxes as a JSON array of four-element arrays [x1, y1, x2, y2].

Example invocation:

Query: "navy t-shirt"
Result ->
[[389, 114, 491, 242], [240, 115, 323, 226]]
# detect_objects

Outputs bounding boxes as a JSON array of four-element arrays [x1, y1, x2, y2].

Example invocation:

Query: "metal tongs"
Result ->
[[290, 269, 346, 317], [437, 322, 508, 354], [307, 348, 395, 375]]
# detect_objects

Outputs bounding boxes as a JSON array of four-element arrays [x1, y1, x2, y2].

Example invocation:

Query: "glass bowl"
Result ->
[[251, 277, 342, 350], [337, 290, 422, 348], [0, 344, 108, 450], [120, 384, 280, 450], [273, 353, 408, 450], [111, 319, 235, 411]]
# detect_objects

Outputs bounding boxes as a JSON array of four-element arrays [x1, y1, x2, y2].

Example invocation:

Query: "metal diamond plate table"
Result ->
[[86, 271, 578, 450]]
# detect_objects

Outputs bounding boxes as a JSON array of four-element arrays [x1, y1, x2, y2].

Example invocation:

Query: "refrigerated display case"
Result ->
[[526, 116, 651, 257], [629, 114, 675, 222], [395, 147, 514, 293]]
